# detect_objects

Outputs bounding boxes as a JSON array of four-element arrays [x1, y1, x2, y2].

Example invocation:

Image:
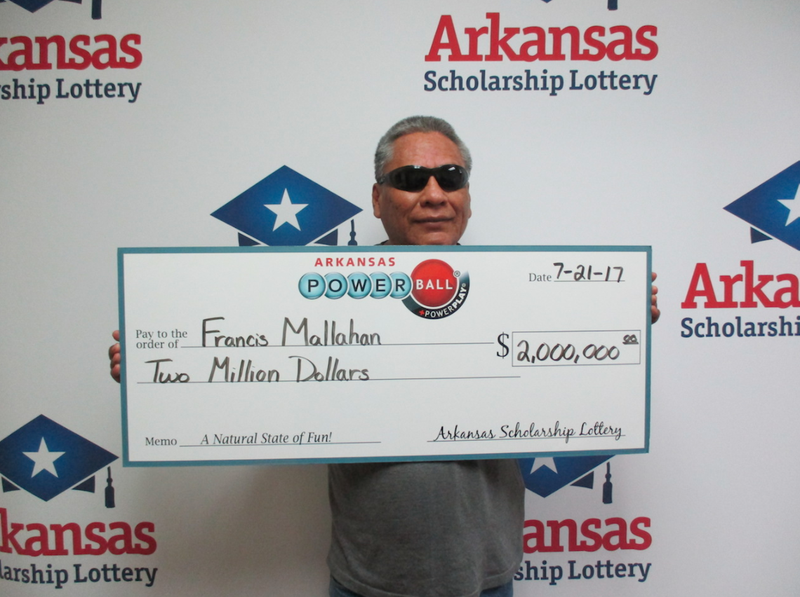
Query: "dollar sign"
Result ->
[[496, 333, 509, 358]]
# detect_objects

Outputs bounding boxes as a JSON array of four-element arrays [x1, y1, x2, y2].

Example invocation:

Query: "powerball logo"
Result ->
[[404, 259, 470, 319], [0, 0, 104, 19], [298, 258, 471, 319]]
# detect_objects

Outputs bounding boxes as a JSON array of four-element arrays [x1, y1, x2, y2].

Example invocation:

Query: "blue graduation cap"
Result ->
[[724, 161, 800, 251], [0, 0, 102, 19], [0, 415, 117, 502], [519, 455, 614, 502], [0, 0, 60, 11], [211, 166, 362, 247]]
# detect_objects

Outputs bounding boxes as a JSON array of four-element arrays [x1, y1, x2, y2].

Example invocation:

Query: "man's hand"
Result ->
[[651, 272, 660, 324], [109, 330, 121, 383]]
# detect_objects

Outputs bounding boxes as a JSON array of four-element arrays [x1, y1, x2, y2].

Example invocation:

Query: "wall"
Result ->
[[1, 1, 799, 594]]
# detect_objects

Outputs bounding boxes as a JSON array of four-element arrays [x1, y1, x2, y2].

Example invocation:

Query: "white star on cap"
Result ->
[[23, 438, 65, 478], [265, 189, 307, 231], [777, 183, 800, 226], [529, 457, 558, 474]]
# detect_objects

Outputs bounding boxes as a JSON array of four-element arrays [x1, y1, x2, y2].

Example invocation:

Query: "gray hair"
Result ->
[[374, 115, 472, 181]]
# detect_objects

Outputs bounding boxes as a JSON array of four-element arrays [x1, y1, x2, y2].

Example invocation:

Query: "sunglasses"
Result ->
[[377, 164, 469, 193]]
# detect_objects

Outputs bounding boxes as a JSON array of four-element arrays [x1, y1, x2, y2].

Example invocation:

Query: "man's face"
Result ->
[[372, 132, 472, 246]]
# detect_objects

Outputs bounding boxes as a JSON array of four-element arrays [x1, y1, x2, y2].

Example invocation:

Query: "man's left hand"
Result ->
[[651, 272, 660, 324]]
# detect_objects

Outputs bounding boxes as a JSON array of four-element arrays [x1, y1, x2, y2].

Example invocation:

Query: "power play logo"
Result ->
[[404, 259, 469, 318], [298, 258, 470, 319], [0, 0, 103, 19]]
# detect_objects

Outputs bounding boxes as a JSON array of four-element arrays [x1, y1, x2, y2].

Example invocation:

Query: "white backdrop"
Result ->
[[1, 0, 799, 595]]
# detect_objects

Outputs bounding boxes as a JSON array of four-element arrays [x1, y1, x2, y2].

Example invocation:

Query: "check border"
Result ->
[[118, 245, 651, 467]]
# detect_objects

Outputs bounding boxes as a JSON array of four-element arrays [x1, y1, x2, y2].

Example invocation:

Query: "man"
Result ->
[[109, 116, 660, 597], [327, 116, 524, 597], [330, 116, 660, 597], [371, 117, 472, 247], [328, 116, 659, 597]]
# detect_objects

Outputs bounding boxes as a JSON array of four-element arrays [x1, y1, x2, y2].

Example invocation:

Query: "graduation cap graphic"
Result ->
[[211, 166, 362, 248], [0, 415, 117, 504], [519, 455, 616, 503], [724, 161, 800, 251], [0, 0, 103, 19]]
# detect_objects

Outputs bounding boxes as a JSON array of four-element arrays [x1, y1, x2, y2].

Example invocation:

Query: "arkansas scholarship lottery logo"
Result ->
[[0, 415, 160, 590], [514, 456, 654, 588], [680, 161, 800, 339], [0, 0, 144, 106], [515, 417, 654, 587], [422, 5, 659, 98]]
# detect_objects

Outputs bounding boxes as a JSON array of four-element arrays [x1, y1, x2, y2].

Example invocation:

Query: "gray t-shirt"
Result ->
[[327, 459, 525, 597]]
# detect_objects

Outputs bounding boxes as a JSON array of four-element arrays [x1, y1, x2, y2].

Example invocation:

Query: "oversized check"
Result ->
[[118, 246, 651, 466]]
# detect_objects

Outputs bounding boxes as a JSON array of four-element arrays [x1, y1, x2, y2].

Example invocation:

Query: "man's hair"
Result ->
[[374, 115, 472, 181]]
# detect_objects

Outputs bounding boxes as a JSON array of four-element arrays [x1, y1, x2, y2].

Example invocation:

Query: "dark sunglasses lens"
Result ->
[[434, 166, 467, 191], [385, 165, 467, 192], [392, 168, 430, 192]]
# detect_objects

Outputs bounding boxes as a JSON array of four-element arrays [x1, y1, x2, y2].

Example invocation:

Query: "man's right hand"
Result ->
[[109, 330, 121, 383]]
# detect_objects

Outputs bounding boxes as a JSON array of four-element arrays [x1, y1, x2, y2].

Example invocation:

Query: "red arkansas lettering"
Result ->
[[523, 516, 652, 553], [0, 508, 157, 556], [682, 261, 800, 309], [0, 33, 142, 71], [425, 13, 658, 62]]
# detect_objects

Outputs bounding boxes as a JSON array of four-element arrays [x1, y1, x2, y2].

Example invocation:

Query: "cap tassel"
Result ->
[[105, 467, 115, 508], [602, 462, 613, 504]]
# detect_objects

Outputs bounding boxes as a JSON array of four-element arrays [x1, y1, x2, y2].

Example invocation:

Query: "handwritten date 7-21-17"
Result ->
[[553, 262, 624, 282]]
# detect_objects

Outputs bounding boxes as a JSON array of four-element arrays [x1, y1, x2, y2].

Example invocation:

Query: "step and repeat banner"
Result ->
[[1, 1, 798, 595]]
